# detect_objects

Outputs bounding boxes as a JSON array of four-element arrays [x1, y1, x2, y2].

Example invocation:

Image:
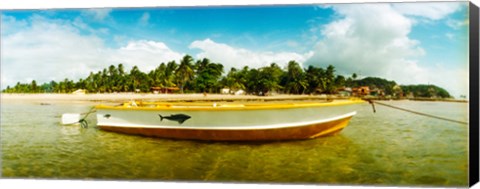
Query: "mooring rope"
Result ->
[[78, 107, 96, 128], [365, 99, 468, 125]]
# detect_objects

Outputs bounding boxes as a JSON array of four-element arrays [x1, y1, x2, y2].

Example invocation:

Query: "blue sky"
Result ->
[[0, 2, 470, 97]]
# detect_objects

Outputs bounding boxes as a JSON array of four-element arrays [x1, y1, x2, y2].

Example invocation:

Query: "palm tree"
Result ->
[[244, 63, 283, 96], [334, 75, 346, 88], [194, 58, 209, 74], [108, 65, 119, 92], [117, 63, 128, 92], [149, 63, 167, 88], [223, 67, 246, 92], [31, 80, 38, 93], [349, 73, 358, 88], [193, 58, 224, 93], [130, 66, 142, 92], [165, 61, 178, 87], [205, 62, 224, 93], [98, 69, 108, 93], [176, 55, 195, 93], [305, 65, 324, 94], [264, 63, 284, 94], [284, 60, 307, 94], [245, 68, 260, 95], [324, 65, 336, 94]]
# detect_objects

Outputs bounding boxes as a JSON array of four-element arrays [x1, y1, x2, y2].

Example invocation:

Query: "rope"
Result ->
[[79, 119, 88, 128], [78, 107, 96, 128], [366, 99, 468, 125]]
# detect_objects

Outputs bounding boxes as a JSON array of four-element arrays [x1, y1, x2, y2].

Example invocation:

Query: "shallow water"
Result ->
[[0, 99, 469, 187]]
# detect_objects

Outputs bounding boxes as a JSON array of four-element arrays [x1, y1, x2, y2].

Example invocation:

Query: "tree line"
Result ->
[[348, 77, 451, 98], [2, 54, 451, 98], [2, 55, 348, 95], [400, 84, 451, 98]]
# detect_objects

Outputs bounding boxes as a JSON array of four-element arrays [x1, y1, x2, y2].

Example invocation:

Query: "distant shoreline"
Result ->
[[362, 96, 468, 103], [0, 93, 468, 104]]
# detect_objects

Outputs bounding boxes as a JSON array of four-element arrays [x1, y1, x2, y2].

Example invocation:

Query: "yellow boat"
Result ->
[[94, 99, 363, 141]]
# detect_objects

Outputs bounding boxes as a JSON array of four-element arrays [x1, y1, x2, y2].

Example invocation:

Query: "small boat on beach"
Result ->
[[93, 99, 364, 141]]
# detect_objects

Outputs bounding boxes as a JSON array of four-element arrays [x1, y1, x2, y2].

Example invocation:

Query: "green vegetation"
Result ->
[[353, 77, 398, 95], [347, 77, 451, 98], [1, 55, 451, 98], [400, 84, 451, 98]]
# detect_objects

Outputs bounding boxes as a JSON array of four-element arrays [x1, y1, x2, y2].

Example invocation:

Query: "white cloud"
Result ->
[[2, 15, 107, 86], [446, 18, 468, 30], [139, 12, 150, 26], [391, 2, 464, 20], [286, 40, 299, 48], [81, 8, 112, 21], [72, 17, 109, 35], [307, 4, 423, 76], [3, 15, 314, 89], [1, 16, 183, 88], [109, 40, 184, 72], [388, 59, 468, 98], [189, 38, 313, 71], [1, 15, 28, 35], [306, 3, 467, 97], [428, 67, 468, 98]]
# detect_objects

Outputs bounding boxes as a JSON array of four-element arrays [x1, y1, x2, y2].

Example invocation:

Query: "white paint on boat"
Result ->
[[97, 111, 356, 130]]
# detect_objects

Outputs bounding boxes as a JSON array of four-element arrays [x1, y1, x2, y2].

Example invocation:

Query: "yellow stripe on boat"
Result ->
[[95, 99, 365, 111]]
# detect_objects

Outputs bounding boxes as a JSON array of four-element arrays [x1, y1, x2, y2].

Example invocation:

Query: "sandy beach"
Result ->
[[0, 93, 333, 104], [1, 93, 466, 105]]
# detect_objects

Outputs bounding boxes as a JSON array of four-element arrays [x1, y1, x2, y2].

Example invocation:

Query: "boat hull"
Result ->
[[97, 112, 354, 141], [95, 100, 362, 141]]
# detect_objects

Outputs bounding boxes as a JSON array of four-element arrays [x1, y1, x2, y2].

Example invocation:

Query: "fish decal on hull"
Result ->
[[158, 114, 191, 124]]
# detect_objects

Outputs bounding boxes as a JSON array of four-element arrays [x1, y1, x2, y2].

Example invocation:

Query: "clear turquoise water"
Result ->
[[0, 100, 469, 187]]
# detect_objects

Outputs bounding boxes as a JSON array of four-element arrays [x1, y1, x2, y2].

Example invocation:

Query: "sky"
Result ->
[[0, 1, 470, 97]]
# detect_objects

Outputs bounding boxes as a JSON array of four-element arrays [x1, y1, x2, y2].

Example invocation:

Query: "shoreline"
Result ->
[[0, 93, 468, 104], [0, 93, 335, 104]]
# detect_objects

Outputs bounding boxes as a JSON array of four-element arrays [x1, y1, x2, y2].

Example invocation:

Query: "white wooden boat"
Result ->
[[94, 100, 363, 141]]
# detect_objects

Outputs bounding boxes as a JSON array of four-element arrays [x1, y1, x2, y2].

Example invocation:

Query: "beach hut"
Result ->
[[72, 89, 86, 95], [151, 87, 180, 94], [352, 86, 370, 96], [337, 87, 352, 97], [234, 89, 245, 95], [221, 88, 230, 94]]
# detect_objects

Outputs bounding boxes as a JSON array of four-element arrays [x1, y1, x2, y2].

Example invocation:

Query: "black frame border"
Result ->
[[469, 1, 479, 187]]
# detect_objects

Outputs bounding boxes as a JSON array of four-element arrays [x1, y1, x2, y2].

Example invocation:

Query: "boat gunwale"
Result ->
[[95, 99, 364, 111]]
